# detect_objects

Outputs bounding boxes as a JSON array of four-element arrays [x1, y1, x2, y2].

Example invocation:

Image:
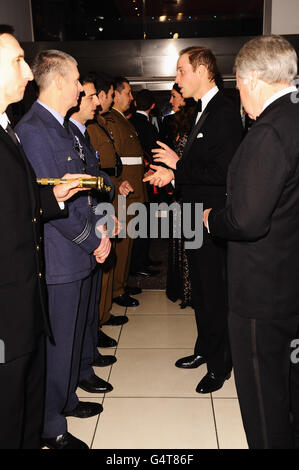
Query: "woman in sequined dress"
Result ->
[[164, 84, 196, 308]]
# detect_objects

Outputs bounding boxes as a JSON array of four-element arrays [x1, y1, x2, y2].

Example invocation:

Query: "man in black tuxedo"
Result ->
[[0, 26, 87, 449], [129, 89, 160, 276], [144, 47, 243, 393], [204, 35, 299, 449]]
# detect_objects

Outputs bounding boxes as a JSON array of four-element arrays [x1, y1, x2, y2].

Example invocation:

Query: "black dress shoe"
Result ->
[[97, 330, 118, 348], [131, 268, 160, 277], [102, 314, 129, 326], [78, 374, 113, 393], [196, 371, 231, 394], [42, 432, 89, 449], [175, 354, 206, 369], [113, 293, 139, 307], [125, 285, 142, 295], [64, 401, 103, 418], [92, 353, 117, 367]]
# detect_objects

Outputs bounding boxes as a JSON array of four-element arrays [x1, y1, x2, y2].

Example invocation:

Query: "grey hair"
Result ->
[[32, 49, 78, 90], [234, 35, 298, 84]]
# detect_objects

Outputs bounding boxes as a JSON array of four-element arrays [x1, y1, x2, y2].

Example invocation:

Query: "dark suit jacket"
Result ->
[[209, 93, 299, 319], [16, 101, 104, 285], [0, 125, 65, 362], [174, 91, 243, 211], [130, 112, 158, 164]]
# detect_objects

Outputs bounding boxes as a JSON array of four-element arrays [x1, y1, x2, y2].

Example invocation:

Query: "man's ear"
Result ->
[[97, 90, 106, 104], [54, 74, 64, 91], [249, 70, 259, 91]]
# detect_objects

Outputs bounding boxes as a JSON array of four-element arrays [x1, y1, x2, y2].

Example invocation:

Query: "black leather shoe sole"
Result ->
[[92, 354, 117, 367], [113, 294, 139, 307], [175, 355, 206, 369], [98, 330, 118, 348], [102, 314, 129, 326], [196, 372, 231, 394], [131, 269, 160, 277], [64, 401, 103, 418], [79, 380, 113, 394], [42, 432, 89, 449]]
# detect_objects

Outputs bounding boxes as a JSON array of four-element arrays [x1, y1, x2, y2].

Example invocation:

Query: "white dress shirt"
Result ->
[[195, 86, 219, 124]]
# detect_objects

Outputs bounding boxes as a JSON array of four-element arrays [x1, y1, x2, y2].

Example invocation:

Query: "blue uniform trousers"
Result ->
[[42, 276, 91, 438]]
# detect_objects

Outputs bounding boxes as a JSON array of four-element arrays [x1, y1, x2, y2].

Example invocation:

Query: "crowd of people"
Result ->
[[1, 23, 299, 450]]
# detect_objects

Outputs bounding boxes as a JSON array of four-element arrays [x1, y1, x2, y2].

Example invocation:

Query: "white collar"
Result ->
[[262, 86, 297, 112], [0, 112, 10, 130], [136, 110, 149, 120], [201, 86, 219, 112]]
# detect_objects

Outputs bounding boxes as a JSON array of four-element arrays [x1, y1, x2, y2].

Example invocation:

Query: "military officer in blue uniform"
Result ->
[[16, 50, 111, 450]]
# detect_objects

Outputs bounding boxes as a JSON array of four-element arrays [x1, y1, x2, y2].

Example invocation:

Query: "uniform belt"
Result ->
[[121, 157, 143, 165]]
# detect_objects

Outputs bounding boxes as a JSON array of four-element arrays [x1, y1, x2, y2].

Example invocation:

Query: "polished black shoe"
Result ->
[[78, 374, 113, 393], [125, 285, 142, 295], [102, 314, 129, 326], [42, 432, 89, 449], [92, 353, 117, 367], [132, 268, 160, 277], [113, 293, 139, 307], [196, 371, 231, 394], [64, 401, 103, 418], [175, 354, 206, 369], [97, 330, 118, 348]]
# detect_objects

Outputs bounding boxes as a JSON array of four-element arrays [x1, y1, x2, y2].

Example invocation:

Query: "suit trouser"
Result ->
[[0, 335, 45, 449], [43, 276, 91, 438], [229, 311, 299, 449], [186, 238, 231, 376], [99, 245, 115, 325], [112, 233, 134, 299], [79, 267, 103, 381]]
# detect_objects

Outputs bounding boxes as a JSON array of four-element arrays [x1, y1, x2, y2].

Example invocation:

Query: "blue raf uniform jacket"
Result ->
[[16, 101, 107, 285]]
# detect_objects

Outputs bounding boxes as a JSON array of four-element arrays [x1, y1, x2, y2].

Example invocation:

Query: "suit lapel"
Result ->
[[0, 125, 38, 214], [181, 109, 210, 160], [181, 91, 222, 161]]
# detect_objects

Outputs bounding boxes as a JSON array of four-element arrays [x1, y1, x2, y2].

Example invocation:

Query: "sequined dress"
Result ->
[[166, 134, 192, 308]]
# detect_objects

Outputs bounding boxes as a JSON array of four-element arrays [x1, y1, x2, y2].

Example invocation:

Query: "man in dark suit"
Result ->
[[16, 50, 111, 449], [0, 27, 88, 449], [204, 35, 299, 449], [129, 89, 160, 277], [144, 47, 243, 393]]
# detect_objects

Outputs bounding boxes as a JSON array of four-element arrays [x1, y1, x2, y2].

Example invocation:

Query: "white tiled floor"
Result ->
[[72, 290, 248, 449]]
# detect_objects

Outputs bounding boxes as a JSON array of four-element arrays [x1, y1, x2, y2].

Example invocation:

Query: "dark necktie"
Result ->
[[84, 129, 90, 143], [63, 118, 69, 133], [6, 123, 19, 146]]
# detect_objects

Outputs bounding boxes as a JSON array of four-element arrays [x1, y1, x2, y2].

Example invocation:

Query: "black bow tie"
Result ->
[[196, 99, 202, 113]]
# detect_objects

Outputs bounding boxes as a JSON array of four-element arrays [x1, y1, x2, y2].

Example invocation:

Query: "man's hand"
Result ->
[[143, 165, 174, 187], [93, 235, 111, 263], [111, 215, 121, 237], [53, 173, 91, 202], [119, 180, 134, 196], [152, 141, 179, 169], [203, 208, 212, 229]]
